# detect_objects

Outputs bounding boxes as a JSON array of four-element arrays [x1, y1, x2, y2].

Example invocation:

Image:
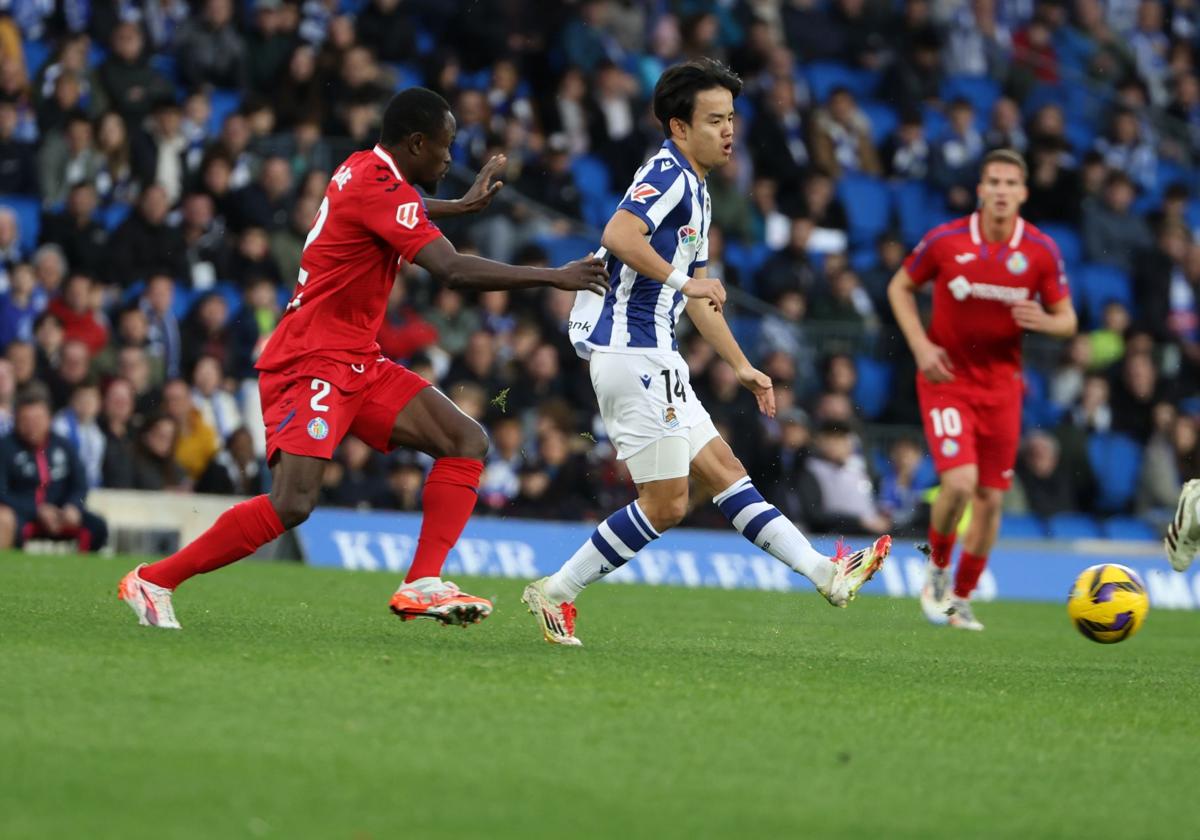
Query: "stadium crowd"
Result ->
[[0, 0, 1198, 544]]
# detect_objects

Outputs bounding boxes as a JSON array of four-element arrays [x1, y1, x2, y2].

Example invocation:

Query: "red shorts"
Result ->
[[916, 379, 1023, 490], [259, 356, 431, 463]]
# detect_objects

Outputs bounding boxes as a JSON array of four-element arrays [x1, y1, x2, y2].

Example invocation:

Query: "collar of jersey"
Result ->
[[372, 144, 403, 181], [662, 139, 698, 177]]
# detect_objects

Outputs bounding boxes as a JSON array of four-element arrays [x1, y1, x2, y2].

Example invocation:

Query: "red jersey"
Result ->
[[256, 145, 443, 372], [902, 212, 1070, 396]]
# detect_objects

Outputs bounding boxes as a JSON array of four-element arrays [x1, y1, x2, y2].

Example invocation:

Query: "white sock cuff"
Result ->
[[712, 475, 753, 506]]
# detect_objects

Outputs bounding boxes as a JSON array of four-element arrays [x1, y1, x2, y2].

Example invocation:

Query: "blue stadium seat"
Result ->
[[891, 179, 936, 246], [859, 100, 897, 147], [0, 195, 41, 253], [1064, 120, 1097, 155], [849, 245, 878, 272], [999, 513, 1047, 539], [100, 203, 131, 231], [1100, 516, 1159, 542], [1046, 512, 1103, 540], [385, 63, 424, 91], [805, 61, 879, 103], [149, 53, 179, 85], [1086, 433, 1142, 514], [214, 281, 245, 318], [534, 234, 600, 268], [837, 173, 890, 247], [1021, 368, 1064, 429], [851, 356, 892, 420], [940, 75, 1000, 118], [1036, 223, 1081, 268], [207, 89, 243, 135], [1019, 83, 1067, 119], [570, 155, 611, 201], [24, 40, 51, 76], [1075, 263, 1133, 323]]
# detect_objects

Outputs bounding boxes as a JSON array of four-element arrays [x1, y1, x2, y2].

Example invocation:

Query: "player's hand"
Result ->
[[36, 504, 62, 533], [915, 340, 955, 383], [552, 254, 609, 295], [682, 276, 725, 311], [736, 365, 775, 417], [1010, 299, 1051, 333], [457, 154, 506, 213]]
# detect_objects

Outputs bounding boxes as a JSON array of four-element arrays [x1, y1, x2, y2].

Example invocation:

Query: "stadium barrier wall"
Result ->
[[293, 509, 1200, 611]]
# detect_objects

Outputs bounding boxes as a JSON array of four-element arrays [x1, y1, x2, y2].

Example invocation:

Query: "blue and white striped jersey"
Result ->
[[568, 139, 710, 359]]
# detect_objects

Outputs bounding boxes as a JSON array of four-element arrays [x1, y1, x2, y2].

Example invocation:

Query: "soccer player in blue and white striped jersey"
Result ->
[[522, 59, 892, 646]]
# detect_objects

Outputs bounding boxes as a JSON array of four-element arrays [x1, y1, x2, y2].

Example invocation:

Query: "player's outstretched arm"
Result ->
[[685, 272, 775, 418], [887, 266, 955, 383], [601, 210, 726, 310], [423, 155, 506, 220], [412, 236, 608, 294]]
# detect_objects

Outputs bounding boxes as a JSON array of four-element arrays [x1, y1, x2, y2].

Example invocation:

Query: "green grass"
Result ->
[[2, 553, 1198, 839]]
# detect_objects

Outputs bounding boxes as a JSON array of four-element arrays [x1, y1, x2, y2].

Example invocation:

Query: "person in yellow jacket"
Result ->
[[162, 378, 219, 481]]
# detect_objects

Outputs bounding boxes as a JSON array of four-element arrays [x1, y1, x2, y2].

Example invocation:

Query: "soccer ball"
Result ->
[[1066, 564, 1150, 644]]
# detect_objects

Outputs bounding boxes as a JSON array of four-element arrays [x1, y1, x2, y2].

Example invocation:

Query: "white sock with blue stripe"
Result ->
[[545, 501, 660, 603], [713, 476, 832, 588]]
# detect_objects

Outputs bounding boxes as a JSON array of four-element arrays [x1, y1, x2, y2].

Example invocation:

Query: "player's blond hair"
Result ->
[[980, 149, 1028, 181]]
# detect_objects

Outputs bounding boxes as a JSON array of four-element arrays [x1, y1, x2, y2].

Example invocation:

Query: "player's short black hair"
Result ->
[[380, 87, 452, 146], [652, 58, 742, 138]]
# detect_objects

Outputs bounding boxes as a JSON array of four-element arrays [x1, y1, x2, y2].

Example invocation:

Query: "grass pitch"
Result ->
[[2, 553, 1197, 839]]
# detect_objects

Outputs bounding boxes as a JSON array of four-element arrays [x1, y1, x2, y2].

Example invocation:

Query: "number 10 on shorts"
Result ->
[[929, 406, 961, 438]]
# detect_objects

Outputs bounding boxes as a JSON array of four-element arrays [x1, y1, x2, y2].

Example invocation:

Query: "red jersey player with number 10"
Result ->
[[118, 88, 608, 630], [888, 149, 1078, 631]]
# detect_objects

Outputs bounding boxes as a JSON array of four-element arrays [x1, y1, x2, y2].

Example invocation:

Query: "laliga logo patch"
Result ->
[[630, 183, 660, 204], [948, 275, 972, 301], [396, 202, 420, 229], [1006, 252, 1029, 275], [677, 225, 699, 246], [662, 406, 680, 429], [941, 438, 960, 458], [307, 417, 330, 440]]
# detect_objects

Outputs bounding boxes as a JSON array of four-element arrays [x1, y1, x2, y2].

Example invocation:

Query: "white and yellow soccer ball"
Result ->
[[1067, 564, 1150, 644]]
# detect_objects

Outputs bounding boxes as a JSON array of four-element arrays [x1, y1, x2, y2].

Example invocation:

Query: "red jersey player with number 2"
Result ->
[[118, 88, 608, 630], [888, 149, 1078, 631]]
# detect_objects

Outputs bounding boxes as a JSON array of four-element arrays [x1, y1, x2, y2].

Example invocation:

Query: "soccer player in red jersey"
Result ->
[[887, 149, 1078, 631], [118, 88, 608, 629]]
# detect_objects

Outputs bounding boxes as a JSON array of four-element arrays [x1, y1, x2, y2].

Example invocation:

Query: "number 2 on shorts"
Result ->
[[310, 378, 332, 412]]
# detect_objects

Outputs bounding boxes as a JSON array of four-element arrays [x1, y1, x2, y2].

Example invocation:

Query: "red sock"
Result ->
[[405, 457, 483, 582], [927, 526, 957, 569], [140, 495, 285, 590], [953, 551, 988, 598]]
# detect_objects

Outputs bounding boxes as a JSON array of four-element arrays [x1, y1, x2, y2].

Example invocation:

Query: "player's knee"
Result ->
[[270, 491, 316, 530], [640, 492, 688, 531], [940, 471, 977, 503], [445, 419, 489, 461]]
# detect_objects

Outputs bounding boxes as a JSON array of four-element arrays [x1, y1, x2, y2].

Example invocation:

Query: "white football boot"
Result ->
[[521, 577, 582, 646], [117, 564, 182, 629], [920, 560, 952, 626], [946, 596, 984, 631], [1165, 479, 1200, 572], [819, 535, 891, 607]]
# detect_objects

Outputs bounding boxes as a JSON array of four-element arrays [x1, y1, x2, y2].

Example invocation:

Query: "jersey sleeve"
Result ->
[[1036, 240, 1071, 306], [616, 165, 686, 235], [359, 179, 444, 263], [902, 232, 941, 286]]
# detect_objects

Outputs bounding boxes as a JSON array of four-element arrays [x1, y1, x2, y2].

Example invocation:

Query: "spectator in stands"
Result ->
[[52, 382, 105, 488], [374, 455, 425, 513], [1013, 430, 1081, 517], [759, 216, 818, 303], [932, 98, 984, 214], [479, 415, 524, 512], [269, 194, 315, 289], [231, 155, 294, 234], [809, 267, 876, 329], [95, 21, 174, 128], [246, 0, 299, 94], [749, 75, 809, 195], [275, 45, 324, 132], [985, 97, 1027, 152], [131, 414, 189, 491], [176, 0, 246, 90], [32, 310, 64, 382], [0, 99, 38, 195], [802, 419, 890, 535], [180, 192, 231, 289], [0, 384, 107, 551], [706, 154, 755, 242], [1024, 139, 1082, 224], [1130, 0, 1170, 104], [1050, 334, 1094, 408], [1166, 72, 1200, 155], [877, 435, 929, 536], [181, 294, 232, 374], [7, 341, 38, 388], [40, 183, 108, 281], [161, 378, 219, 481], [811, 87, 881, 178], [132, 98, 188, 205], [882, 111, 930, 180], [47, 339, 93, 410], [37, 111, 100, 207], [95, 111, 139, 207], [0, 262, 44, 348], [1088, 300, 1131, 370], [228, 226, 282, 286], [99, 377, 138, 488], [1111, 351, 1164, 443], [190, 354, 242, 443], [1010, 2, 1061, 95], [140, 274, 183, 380], [1094, 108, 1158, 193], [1082, 171, 1152, 272], [94, 306, 163, 386], [945, 0, 1012, 77], [229, 277, 280, 378], [320, 436, 386, 509], [48, 273, 108, 357], [196, 426, 269, 496], [882, 28, 943, 115], [1136, 223, 1199, 354], [0, 358, 15, 435], [108, 184, 189, 287], [699, 361, 760, 446]]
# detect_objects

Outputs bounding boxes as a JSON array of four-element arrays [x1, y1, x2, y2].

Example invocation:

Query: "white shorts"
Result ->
[[589, 350, 718, 481]]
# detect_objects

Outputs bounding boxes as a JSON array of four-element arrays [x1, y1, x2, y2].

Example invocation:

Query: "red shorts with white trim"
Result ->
[[916, 378, 1023, 490], [259, 356, 431, 463]]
